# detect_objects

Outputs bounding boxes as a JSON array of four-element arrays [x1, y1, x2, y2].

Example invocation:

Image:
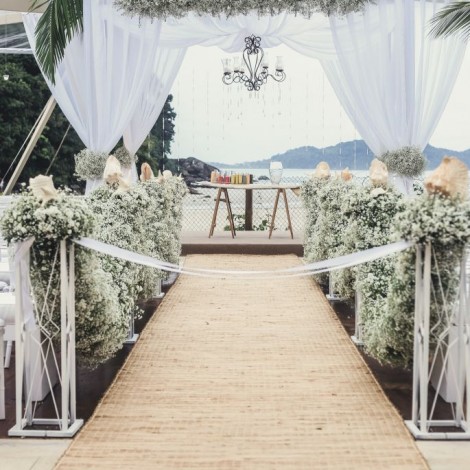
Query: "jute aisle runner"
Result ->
[[56, 255, 428, 469]]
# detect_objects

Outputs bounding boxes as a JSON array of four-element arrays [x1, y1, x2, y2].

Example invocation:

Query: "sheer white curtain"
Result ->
[[24, 0, 161, 192], [124, 48, 186, 159], [321, 0, 466, 193]]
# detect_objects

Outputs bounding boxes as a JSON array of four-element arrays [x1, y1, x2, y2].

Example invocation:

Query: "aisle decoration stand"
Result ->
[[405, 157, 470, 439]]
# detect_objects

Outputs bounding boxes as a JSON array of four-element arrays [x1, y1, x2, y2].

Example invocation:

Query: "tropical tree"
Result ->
[[430, 1, 470, 40], [136, 95, 177, 175]]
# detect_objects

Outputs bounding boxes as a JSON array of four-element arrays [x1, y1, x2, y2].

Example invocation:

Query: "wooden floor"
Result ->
[[55, 255, 427, 469], [182, 231, 304, 256]]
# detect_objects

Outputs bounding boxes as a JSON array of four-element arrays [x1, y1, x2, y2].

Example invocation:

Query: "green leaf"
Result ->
[[430, 1, 470, 40], [32, 0, 83, 84]]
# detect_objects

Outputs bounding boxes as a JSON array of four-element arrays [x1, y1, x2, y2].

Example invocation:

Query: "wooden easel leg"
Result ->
[[282, 189, 294, 239], [269, 189, 281, 239], [224, 189, 236, 238], [209, 188, 222, 238]]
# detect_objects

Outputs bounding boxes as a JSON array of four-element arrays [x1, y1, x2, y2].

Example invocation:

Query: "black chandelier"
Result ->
[[222, 35, 286, 92]]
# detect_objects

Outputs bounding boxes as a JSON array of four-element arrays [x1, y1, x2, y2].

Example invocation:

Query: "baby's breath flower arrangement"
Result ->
[[87, 184, 150, 324], [0, 187, 124, 368], [376, 194, 470, 368], [331, 185, 404, 311], [75, 149, 110, 181], [75, 146, 137, 181], [301, 177, 330, 261], [379, 146, 426, 178], [303, 178, 355, 285], [115, 0, 373, 19], [113, 146, 137, 168]]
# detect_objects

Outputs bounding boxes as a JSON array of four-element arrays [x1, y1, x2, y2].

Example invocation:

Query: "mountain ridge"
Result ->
[[208, 140, 470, 170]]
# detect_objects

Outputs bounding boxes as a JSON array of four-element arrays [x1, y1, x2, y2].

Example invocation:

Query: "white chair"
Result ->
[[0, 292, 15, 368]]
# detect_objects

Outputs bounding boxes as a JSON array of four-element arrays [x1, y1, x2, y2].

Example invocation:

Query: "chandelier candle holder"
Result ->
[[222, 35, 286, 92]]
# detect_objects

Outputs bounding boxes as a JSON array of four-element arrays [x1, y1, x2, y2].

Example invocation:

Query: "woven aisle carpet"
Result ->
[[56, 254, 427, 469]]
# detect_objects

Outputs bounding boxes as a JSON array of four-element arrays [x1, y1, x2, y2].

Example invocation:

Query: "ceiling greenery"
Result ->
[[113, 0, 374, 19]]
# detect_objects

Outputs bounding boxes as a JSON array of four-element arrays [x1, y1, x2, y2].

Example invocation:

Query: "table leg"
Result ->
[[269, 189, 281, 239], [245, 189, 253, 231], [282, 189, 294, 239], [209, 188, 222, 238], [224, 188, 236, 238]]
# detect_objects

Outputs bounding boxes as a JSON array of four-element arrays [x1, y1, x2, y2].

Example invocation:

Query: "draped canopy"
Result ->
[[23, 0, 467, 194]]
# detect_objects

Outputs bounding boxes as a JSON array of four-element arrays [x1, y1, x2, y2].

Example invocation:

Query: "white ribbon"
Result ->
[[73, 237, 413, 279]]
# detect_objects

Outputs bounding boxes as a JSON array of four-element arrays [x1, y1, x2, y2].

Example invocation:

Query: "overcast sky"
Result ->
[[169, 44, 470, 165]]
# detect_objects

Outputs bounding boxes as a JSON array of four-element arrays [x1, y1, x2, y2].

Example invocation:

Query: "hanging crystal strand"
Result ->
[[289, 75, 293, 150], [354, 128, 358, 171], [306, 70, 310, 144], [221, 66, 225, 144], [192, 65, 195, 156], [339, 106, 343, 169], [175, 76, 179, 174], [277, 81, 281, 116], [206, 70, 210, 154], [263, 87, 266, 118], [322, 69, 325, 160]]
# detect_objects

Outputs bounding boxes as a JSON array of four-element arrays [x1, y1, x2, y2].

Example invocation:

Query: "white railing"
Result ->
[[405, 243, 470, 439]]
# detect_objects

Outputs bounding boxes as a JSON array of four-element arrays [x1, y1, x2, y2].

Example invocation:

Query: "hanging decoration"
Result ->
[[222, 35, 285, 92], [378, 146, 427, 178], [114, 0, 373, 19]]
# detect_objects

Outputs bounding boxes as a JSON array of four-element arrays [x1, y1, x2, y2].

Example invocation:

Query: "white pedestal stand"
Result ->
[[9, 240, 83, 437], [405, 243, 470, 440]]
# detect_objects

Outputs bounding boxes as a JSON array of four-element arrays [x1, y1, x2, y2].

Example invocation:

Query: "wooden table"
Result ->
[[197, 182, 301, 239]]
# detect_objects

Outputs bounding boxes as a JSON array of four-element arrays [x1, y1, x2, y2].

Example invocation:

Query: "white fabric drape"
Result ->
[[24, 0, 162, 193], [23, 0, 161, 153], [22, 0, 157, 194], [321, 0, 466, 193], [124, 48, 186, 156], [160, 12, 337, 58], [23, 0, 466, 196]]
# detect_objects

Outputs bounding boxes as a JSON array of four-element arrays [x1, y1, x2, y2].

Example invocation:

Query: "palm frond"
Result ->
[[430, 1, 470, 40], [30, 1, 51, 10], [33, 0, 83, 84]]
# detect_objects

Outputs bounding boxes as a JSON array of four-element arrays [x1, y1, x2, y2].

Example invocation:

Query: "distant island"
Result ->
[[207, 140, 470, 170]]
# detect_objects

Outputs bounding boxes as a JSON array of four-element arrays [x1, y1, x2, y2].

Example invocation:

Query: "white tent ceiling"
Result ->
[[0, 1, 46, 14]]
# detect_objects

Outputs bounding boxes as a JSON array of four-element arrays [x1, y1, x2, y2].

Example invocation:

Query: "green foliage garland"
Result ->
[[115, 0, 373, 19]]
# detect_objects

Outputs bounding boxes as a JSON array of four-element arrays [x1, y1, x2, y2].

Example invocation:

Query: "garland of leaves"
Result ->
[[379, 146, 426, 178], [0, 188, 125, 368], [114, 0, 373, 19]]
